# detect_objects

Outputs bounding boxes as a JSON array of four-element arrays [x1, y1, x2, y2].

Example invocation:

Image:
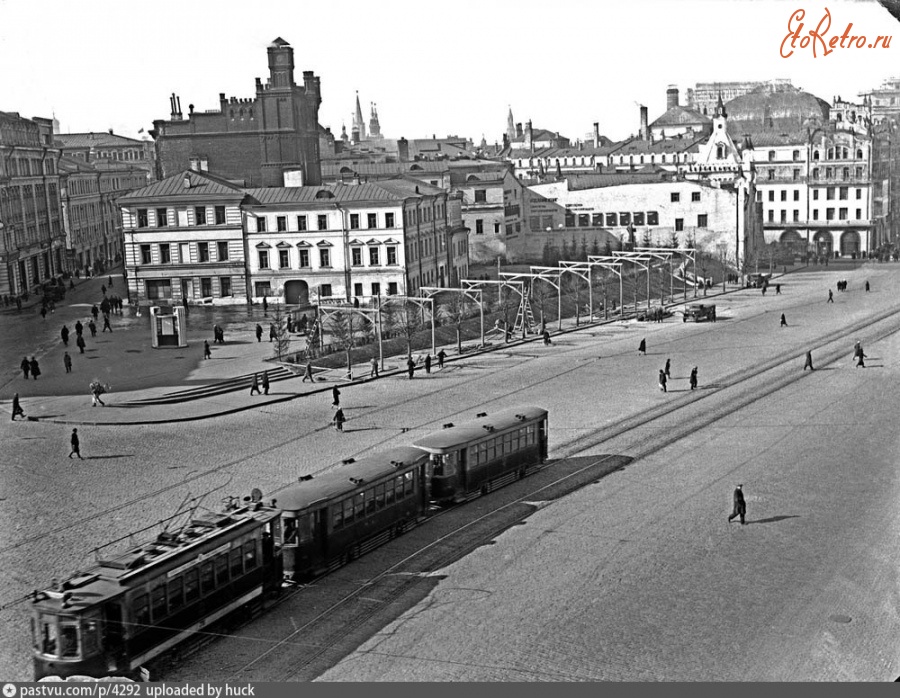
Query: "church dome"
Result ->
[[725, 83, 829, 131]]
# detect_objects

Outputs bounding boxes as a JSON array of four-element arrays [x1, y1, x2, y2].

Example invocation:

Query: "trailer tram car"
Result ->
[[31, 497, 283, 680], [278, 446, 431, 581], [413, 406, 549, 504]]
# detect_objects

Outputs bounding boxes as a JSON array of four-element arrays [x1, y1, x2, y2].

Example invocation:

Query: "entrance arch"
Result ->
[[813, 231, 833, 257], [779, 230, 804, 256], [840, 230, 861, 257], [284, 280, 310, 306]]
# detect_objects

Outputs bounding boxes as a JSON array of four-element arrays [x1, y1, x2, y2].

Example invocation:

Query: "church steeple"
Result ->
[[353, 91, 366, 141], [714, 91, 727, 119], [506, 106, 516, 142], [369, 102, 381, 138]]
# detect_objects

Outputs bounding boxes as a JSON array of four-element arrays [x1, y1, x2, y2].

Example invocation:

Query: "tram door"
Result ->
[[103, 603, 124, 671], [538, 418, 548, 462]]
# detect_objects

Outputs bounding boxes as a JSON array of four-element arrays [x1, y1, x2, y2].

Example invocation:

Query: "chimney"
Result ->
[[398, 137, 409, 162], [593, 122, 600, 149], [667, 86, 679, 110], [525, 120, 533, 151], [640, 105, 649, 140], [516, 122, 523, 138]]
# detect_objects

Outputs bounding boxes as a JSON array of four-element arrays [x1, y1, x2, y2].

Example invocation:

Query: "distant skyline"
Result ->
[[1, 0, 898, 146]]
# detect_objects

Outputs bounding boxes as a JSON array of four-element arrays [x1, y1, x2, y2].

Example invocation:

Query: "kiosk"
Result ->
[[149, 306, 187, 348]]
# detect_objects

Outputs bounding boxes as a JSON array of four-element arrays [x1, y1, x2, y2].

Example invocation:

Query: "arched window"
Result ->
[[856, 148, 863, 159], [813, 150, 820, 160]]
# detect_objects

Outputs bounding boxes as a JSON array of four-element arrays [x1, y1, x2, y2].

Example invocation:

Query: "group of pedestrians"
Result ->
[[655, 356, 699, 393]]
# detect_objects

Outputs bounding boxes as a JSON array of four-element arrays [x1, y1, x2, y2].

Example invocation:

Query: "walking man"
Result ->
[[543, 330, 552, 346], [250, 374, 261, 395], [90, 380, 106, 406], [88, 320, 97, 337], [425, 354, 432, 374], [865, 280, 871, 292], [689, 366, 698, 390], [437, 349, 446, 369], [76, 334, 86, 354], [370, 357, 379, 378], [658, 369, 668, 393], [102, 314, 112, 332], [68, 428, 84, 460], [64, 352, 72, 373], [333, 407, 346, 432], [332, 385, 341, 407], [262, 371, 270, 395], [856, 348, 867, 368], [61, 325, 70, 346], [664, 358, 671, 378], [780, 313, 787, 327], [269, 323, 277, 342], [29, 357, 40, 380], [727, 484, 746, 524], [20, 356, 30, 379], [803, 351, 815, 371], [638, 338, 646, 356], [75, 320, 84, 337], [91, 304, 99, 321], [262, 297, 268, 315], [302, 361, 314, 382], [407, 356, 415, 379], [827, 289, 834, 303], [11, 393, 25, 421], [776, 284, 781, 295]]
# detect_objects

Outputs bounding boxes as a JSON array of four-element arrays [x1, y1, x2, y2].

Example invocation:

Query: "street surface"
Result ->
[[2, 261, 899, 681]]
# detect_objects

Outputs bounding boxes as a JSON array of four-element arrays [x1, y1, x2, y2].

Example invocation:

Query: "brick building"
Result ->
[[150, 38, 322, 188]]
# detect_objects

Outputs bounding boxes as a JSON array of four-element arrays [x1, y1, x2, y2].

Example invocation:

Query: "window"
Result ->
[[767, 169, 774, 181], [351, 248, 362, 266], [200, 278, 212, 297], [842, 167, 849, 181], [319, 248, 331, 267], [856, 208, 862, 219], [195, 206, 206, 225], [839, 208, 848, 220], [214, 206, 226, 225], [217, 241, 228, 261], [257, 217, 267, 233], [839, 187, 848, 200], [320, 283, 332, 298], [691, 192, 700, 202], [243, 541, 257, 571], [793, 210, 800, 221], [371, 282, 381, 296], [578, 214, 590, 227], [619, 212, 631, 227], [674, 218, 684, 232], [633, 212, 645, 226], [813, 168, 820, 179], [279, 249, 289, 268], [827, 188, 835, 200], [813, 190, 819, 200], [137, 209, 148, 228], [387, 246, 397, 265], [296, 215, 307, 231], [317, 214, 328, 230], [826, 167, 833, 179], [258, 250, 270, 269], [697, 214, 708, 227], [369, 247, 380, 266], [184, 569, 200, 603], [385, 212, 395, 228], [272, 216, 285, 232], [826, 208, 835, 220], [647, 211, 659, 226], [198, 242, 209, 262], [388, 282, 398, 295], [781, 190, 787, 202], [140, 244, 152, 264], [475, 219, 484, 235], [670, 192, 680, 203], [793, 169, 800, 181], [350, 214, 360, 229], [591, 213, 603, 226], [768, 210, 775, 222], [606, 212, 618, 227], [792, 150, 800, 161], [856, 189, 862, 200], [768, 150, 776, 161], [220, 277, 232, 296], [368, 213, 377, 228], [156, 208, 168, 227], [855, 167, 863, 179], [298, 249, 310, 268], [780, 210, 787, 223], [494, 222, 501, 234], [768, 192, 775, 205], [565, 211, 576, 227], [793, 190, 800, 201], [812, 210, 819, 220], [159, 244, 171, 263], [474, 189, 487, 203], [354, 283, 363, 296]]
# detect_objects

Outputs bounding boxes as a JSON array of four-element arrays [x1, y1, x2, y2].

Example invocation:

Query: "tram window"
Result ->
[[82, 619, 101, 656], [215, 554, 229, 584], [354, 492, 366, 518], [40, 616, 58, 655], [184, 569, 200, 603], [431, 456, 444, 477], [200, 561, 215, 594], [404, 471, 415, 496], [366, 488, 377, 515], [343, 499, 354, 524], [168, 578, 184, 611], [375, 484, 386, 509], [243, 541, 258, 570], [395, 475, 405, 499], [134, 594, 151, 631], [333, 506, 344, 529], [283, 518, 299, 545], [296, 514, 312, 543], [229, 548, 243, 577], [151, 585, 167, 620], [385, 482, 395, 505], [59, 621, 79, 658]]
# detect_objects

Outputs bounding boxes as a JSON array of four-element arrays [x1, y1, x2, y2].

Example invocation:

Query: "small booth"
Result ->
[[150, 305, 187, 348]]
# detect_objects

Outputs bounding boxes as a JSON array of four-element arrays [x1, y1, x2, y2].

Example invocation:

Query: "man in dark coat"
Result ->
[[255, 324, 263, 342], [60, 325, 69, 346], [728, 485, 746, 524], [88, 320, 97, 337], [64, 352, 72, 373], [689, 366, 698, 390], [658, 369, 667, 393], [262, 371, 270, 395], [333, 407, 345, 432], [91, 305, 99, 320], [76, 334, 86, 354], [68, 428, 83, 460], [407, 356, 415, 379], [302, 362, 314, 382], [203, 340, 211, 359], [269, 324, 277, 342], [74, 320, 84, 337], [29, 357, 40, 380], [780, 313, 787, 327], [332, 386, 340, 407], [638, 338, 646, 356], [424, 354, 432, 374], [11, 393, 25, 421], [102, 314, 112, 332], [827, 289, 834, 303], [21, 357, 30, 379], [437, 349, 446, 369], [803, 351, 814, 371], [664, 358, 671, 377], [250, 374, 261, 395]]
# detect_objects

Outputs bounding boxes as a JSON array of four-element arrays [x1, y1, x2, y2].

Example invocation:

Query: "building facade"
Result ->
[[150, 38, 322, 188], [55, 130, 155, 182], [451, 167, 526, 263], [0, 112, 65, 298]]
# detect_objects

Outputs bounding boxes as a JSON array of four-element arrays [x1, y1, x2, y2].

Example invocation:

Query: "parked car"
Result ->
[[682, 303, 717, 322]]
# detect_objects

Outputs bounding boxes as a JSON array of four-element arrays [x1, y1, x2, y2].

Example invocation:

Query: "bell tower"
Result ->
[[267, 37, 295, 89]]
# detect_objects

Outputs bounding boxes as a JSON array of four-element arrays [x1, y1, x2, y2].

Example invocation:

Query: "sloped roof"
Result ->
[[119, 170, 245, 201], [650, 106, 711, 128], [564, 172, 674, 190], [58, 156, 97, 174], [725, 84, 830, 131], [55, 132, 146, 148], [511, 128, 568, 143], [245, 183, 405, 204], [609, 134, 706, 155]]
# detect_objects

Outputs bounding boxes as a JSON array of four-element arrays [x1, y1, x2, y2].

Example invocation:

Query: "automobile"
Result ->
[[682, 303, 717, 322], [747, 273, 772, 288]]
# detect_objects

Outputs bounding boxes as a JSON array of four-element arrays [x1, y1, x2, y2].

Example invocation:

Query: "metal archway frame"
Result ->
[[557, 261, 594, 325], [420, 285, 485, 348], [377, 295, 436, 364], [611, 252, 655, 312], [464, 278, 528, 339], [317, 303, 382, 379], [587, 256, 625, 318]]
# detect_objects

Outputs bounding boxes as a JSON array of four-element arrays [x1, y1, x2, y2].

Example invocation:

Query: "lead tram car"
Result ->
[[31, 496, 283, 680]]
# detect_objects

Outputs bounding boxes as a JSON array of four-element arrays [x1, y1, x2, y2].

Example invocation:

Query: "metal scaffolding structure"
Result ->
[[377, 295, 436, 364], [420, 285, 486, 349], [317, 303, 382, 379], [461, 278, 527, 341]]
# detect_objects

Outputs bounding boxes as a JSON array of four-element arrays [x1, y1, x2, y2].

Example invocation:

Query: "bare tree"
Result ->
[[270, 305, 292, 361], [386, 299, 422, 356], [323, 309, 357, 378], [438, 293, 467, 354]]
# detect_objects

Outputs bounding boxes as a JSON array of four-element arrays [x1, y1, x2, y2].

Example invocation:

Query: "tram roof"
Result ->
[[274, 446, 430, 512], [412, 406, 548, 452]]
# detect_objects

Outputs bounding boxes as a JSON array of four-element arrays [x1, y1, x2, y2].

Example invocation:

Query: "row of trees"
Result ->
[[541, 231, 700, 266]]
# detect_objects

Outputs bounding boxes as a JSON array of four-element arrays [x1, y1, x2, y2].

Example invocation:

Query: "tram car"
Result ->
[[31, 496, 282, 680], [278, 446, 431, 580], [414, 406, 548, 504]]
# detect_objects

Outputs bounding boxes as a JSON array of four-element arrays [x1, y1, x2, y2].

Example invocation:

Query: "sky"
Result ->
[[0, 0, 897, 145]]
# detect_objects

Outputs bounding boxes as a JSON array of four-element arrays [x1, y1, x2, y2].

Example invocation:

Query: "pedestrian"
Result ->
[[302, 361, 314, 382], [269, 323, 277, 342], [780, 313, 787, 327], [11, 393, 25, 421], [182, 296, 189, 316], [803, 351, 814, 371], [88, 320, 97, 337], [658, 369, 667, 393], [437, 349, 446, 369], [407, 356, 415, 379], [203, 340, 212, 359], [856, 349, 867, 368], [761, 285, 766, 296], [102, 314, 112, 332], [255, 324, 263, 342], [370, 357, 379, 378], [262, 297, 268, 314], [865, 280, 870, 292], [827, 289, 834, 303], [543, 329, 552, 345], [664, 358, 671, 377], [333, 407, 346, 432], [76, 334, 86, 354], [101, 284, 106, 296], [853, 341, 863, 362], [68, 428, 84, 459], [424, 354, 432, 374], [91, 305, 99, 320], [89, 380, 106, 406], [250, 374, 261, 395], [332, 386, 341, 407], [689, 366, 698, 390], [75, 320, 84, 337], [40, 305, 47, 320], [287, 316, 294, 333], [64, 352, 72, 373], [108, 275, 113, 288], [60, 325, 69, 346], [20, 356, 30, 379], [775, 283, 781, 295], [727, 484, 746, 525], [262, 371, 270, 395], [638, 338, 646, 356], [29, 357, 40, 380]]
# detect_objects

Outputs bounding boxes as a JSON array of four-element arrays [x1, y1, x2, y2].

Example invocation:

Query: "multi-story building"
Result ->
[[451, 166, 526, 263], [118, 171, 467, 305], [860, 77, 900, 123], [871, 115, 900, 249], [150, 38, 323, 187], [55, 130, 155, 182], [0, 112, 65, 298]]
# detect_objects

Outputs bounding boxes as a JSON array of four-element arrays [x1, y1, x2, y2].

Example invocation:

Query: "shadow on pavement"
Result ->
[[747, 515, 800, 525]]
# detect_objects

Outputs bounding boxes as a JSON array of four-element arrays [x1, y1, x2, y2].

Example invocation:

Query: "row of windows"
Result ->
[[139, 241, 230, 265], [562, 211, 663, 228], [136, 206, 226, 228], [353, 281, 400, 296], [759, 187, 865, 202], [468, 424, 539, 468], [670, 192, 702, 203], [402, 203, 444, 227], [474, 220, 505, 235], [766, 208, 864, 223], [254, 212, 397, 233], [331, 472, 417, 530], [811, 167, 865, 180], [132, 540, 259, 631], [145, 277, 233, 299]]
